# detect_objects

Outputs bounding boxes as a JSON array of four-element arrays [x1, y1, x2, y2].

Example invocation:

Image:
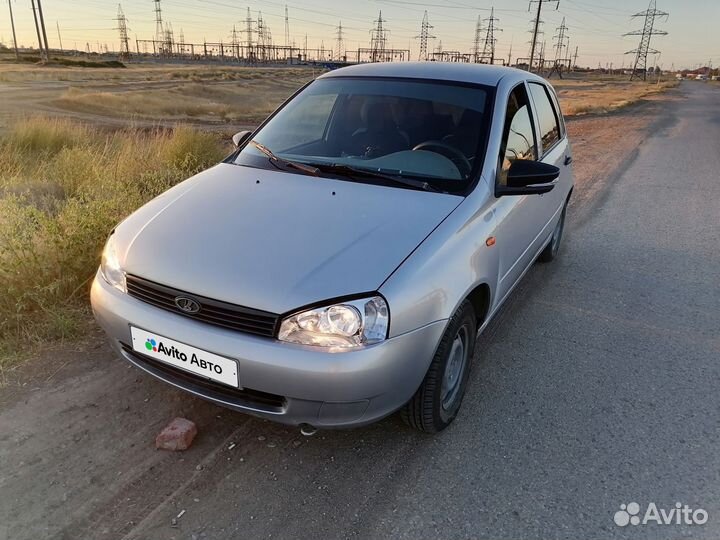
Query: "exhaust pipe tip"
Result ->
[[299, 423, 318, 437]]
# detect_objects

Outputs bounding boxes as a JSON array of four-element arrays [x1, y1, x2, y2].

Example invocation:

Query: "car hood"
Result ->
[[116, 163, 462, 314]]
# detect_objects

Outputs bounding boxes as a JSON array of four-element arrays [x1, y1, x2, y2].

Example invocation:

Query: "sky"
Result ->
[[1, 0, 717, 69]]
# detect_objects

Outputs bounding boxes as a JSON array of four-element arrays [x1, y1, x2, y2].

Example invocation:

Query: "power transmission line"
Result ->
[[624, 0, 668, 81], [528, 0, 559, 72], [415, 10, 434, 61]]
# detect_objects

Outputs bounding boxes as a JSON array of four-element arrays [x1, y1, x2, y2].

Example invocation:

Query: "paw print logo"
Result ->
[[614, 502, 641, 526], [145, 338, 157, 352]]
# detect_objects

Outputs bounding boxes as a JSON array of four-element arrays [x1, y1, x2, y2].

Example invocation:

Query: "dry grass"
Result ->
[[52, 83, 284, 124], [0, 117, 228, 373], [554, 76, 679, 116], [0, 63, 318, 130]]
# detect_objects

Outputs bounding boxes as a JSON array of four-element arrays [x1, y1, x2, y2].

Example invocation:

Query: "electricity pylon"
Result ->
[[472, 15, 483, 63], [116, 4, 130, 58], [369, 11, 388, 63], [480, 7, 501, 64], [415, 11, 434, 61], [335, 21, 345, 61], [624, 0, 668, 81]]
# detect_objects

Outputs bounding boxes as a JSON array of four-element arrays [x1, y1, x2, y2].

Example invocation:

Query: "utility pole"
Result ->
[[56, 21, 63, 52], [528, 0, 558, 72], [507, 37, 513, 66], [335, 21, 345, 61], [36, 0, 50, 56], [30, 0, 46, 60], [481, 7, 501, 64], [624, 0, 668, 81], [472, 15, 483, 63], [415, 10, 434, 61], [7, 0, 19, 60], [284, 5, 290, 48]]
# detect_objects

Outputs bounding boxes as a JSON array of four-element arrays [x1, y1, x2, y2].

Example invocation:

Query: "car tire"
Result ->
[[539, 201, 567, 263], [401, 300, 476, 433]]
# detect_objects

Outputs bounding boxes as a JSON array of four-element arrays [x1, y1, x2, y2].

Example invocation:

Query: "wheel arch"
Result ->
[[466, 282, 492, 329]]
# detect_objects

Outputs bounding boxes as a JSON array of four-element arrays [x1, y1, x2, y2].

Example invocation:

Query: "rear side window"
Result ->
[[497, 84, 537, 186], [528, 82, 561, 153]]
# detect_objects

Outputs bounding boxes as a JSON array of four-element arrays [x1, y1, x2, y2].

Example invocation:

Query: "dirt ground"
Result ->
[[0, 88, 676, 540], [0, 64, 317, 132], [0, 63, 673, 134]]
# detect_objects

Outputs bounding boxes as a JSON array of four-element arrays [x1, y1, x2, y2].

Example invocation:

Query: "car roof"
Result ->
[[318, 61, 544, 87]]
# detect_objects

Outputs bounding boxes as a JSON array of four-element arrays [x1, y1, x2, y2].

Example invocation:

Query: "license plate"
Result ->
[[130, 326, 239, 388]]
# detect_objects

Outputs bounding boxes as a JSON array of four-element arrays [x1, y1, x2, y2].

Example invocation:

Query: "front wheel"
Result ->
[[401, 300, 476, 433], [539, 201, 567, 263]]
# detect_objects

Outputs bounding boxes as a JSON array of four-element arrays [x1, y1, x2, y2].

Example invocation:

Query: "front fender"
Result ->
[[380, 184, 500, 338]]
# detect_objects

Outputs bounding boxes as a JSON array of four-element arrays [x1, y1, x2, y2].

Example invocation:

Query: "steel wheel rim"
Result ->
[[441, 325, 468, 411]]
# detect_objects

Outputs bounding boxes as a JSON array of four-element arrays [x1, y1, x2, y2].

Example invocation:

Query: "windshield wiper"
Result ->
[[249, 140, 320, 176], [311, 163, 442, 193]]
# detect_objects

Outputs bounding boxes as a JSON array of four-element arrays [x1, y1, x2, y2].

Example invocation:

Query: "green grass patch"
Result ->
[[0, 117, 227, 373]]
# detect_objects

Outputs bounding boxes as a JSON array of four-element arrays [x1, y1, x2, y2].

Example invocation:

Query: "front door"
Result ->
[[493, 83, 546, 302]]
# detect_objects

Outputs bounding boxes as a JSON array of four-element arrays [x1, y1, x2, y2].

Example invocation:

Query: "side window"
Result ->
[[497, 85, 537, 186], [270, 93, 338, 151], [528, 82, 561, 152], [547, 86, 565, 138]]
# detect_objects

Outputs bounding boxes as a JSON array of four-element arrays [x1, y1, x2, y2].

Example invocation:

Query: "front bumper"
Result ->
[[91, 274, 446, 428]]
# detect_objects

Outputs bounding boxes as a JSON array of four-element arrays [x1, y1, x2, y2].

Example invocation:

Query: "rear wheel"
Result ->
[[539, 201, 567, 263], [401, 300, 476, 433]]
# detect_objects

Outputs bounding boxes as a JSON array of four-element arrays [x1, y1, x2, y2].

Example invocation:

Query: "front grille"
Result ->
[[126, 274, 279, 337], [121, 344, 286, 412]]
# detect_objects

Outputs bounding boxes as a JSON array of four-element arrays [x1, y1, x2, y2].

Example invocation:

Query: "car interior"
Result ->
[[275, 94, 485, 180]]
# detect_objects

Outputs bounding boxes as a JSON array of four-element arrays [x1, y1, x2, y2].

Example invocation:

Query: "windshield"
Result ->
[[234, 77, 492, 193]]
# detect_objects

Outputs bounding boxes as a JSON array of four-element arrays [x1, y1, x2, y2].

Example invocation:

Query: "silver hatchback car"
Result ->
[[92, 62, 573, 433]]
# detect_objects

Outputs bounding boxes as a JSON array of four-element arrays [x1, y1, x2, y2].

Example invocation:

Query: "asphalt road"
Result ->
[[2, 82, 719, 540]]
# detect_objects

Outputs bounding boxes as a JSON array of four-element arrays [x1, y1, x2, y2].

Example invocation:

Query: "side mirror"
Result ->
[[232, 130, 252, 148], [497, 160, 560, 196]]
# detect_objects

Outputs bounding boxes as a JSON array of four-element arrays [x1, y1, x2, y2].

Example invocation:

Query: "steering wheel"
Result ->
[[412, 140, 472, 178]]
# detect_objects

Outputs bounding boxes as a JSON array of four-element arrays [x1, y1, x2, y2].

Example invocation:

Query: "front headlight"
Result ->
[[100, 234, 126, 293], [278, 296, 389, 349]]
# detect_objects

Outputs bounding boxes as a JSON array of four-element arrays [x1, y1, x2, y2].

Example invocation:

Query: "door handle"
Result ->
[[564, 155, 573, 166]]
